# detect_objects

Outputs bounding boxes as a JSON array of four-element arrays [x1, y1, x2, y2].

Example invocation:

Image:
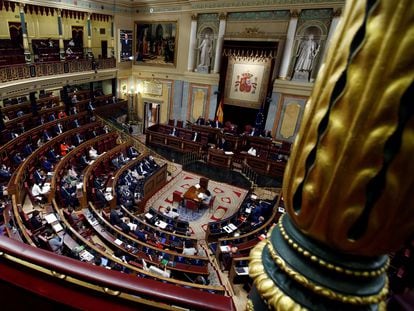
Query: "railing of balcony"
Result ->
[[0, 58, 116, 83]]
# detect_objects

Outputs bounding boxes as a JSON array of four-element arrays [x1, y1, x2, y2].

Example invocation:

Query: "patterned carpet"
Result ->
[[145, 171, 248, 240]]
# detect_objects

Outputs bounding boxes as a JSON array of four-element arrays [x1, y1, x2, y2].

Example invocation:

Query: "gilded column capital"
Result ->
[[283, 0, 414, 256], [219, 12, 227, 20], [290, 9, 300, 18], [333, 8, 342, 17], [19, 2, 25, 12], [191, 14, 198, 21]]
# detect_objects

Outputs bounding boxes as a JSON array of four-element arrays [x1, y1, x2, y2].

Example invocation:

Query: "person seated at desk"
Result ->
[[196, 116, 205, 125], [32, 182, 50, 204], [23, 143, 34, 157], [251, 216, 265, 230], [48, 113, 56, 122], [30, 210, 44, 230], [201, 190, 212, 207], [48, 148, 60, 163], [142, 259, 171, 278], [247, 147, 257, 156], [111, 156, 121, 169], [133, 227, 148, 242], [61, 182, 79, 208], [137, 162, 148, 176], [43, 130, 53, 141], [110, 206, 130, 233], [2, 115, 9, 123], [13, 152, 25, 165], [80, 155, 91, 167], [54, 122, 64, 135], [34, 169, 47, 185], [57, 111, 67, 119], [73, 133, 84, 146], [118, 153, 129, 165], [163, 206, 179, 220], [212, 117, 222, 129], [147, 155, 158, 168], [87, 101, 95, 112], [94, 177, 105, 190], [169, 127, 177, 136], [103, 125, 110, 134], [182, 241, 198, 256], [41, 156, 54, 172], [45, 229, 65, 255], [127, 146, 139, 158], [88, 146, 100, 160], [72, 118, 80, 128], [60, 141, 72, 156], [0, 164, 11, 180]]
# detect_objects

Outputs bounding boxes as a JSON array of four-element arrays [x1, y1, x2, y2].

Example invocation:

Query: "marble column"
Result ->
[[278, 10, 299, 79], [57, 9, 65, 61], [19, 3, 31, 63], [87, 13, 92, 55], [213, 13, 227, 74], [321, 8, 342, 63], [187, 14, 198, 72], [109, 17, 114, 58]]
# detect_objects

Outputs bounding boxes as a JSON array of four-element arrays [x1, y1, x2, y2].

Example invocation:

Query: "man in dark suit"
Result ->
[[0, 164, 11, 180], [61, 182, 79, 207], [43, 130, 53, 141], [127, 146, 139, 158], [23, 143, 34, 157], [48, 148, 60, 163], [213, 118, 222, 128], [196, 116, 205, 126], [13, 152, 24, 165], [73, 133, 84, 146], [54, 122, 64, 135]]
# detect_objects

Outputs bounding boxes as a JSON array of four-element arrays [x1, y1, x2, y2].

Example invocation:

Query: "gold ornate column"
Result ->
[[249, 0, 414, 310]]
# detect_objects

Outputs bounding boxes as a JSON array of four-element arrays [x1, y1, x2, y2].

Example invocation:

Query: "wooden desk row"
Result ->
[[50, 131, 118, 207], [88, 203, 210, 276], [146, 128, 205, 154], [9, 121, 101, 205], [0, 112, 89, 169]]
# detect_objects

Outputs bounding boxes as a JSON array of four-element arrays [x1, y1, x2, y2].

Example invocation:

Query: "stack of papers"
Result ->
[[52, 223, 63, 233], [220, 245, 231, 252], [114, 239, 123, 246], [228, 223, 237, 231], [195, 184, 200, 189], [45, 213, 58, 224]]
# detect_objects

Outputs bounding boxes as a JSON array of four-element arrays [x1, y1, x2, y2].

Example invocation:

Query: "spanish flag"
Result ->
[[216, 99, 224, 123]]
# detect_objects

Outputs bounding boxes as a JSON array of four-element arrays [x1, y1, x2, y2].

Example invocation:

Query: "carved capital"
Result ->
[[290, 9, 300, 18], [191, 14, 198, 21], [219, 12, 227, 20], [333, 8, 342, 17]]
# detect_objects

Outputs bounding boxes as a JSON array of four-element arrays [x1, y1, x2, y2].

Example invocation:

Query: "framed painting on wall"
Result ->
[[224, 56, 271, 109], [134, 21, 177, 66]]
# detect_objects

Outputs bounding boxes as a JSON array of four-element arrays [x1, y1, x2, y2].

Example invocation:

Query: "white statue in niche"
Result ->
[[198, 33, 213, 67], [295, 34, 320, 72]]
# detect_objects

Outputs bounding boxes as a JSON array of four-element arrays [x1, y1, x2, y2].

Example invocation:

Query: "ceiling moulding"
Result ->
[[19, 0, 134, 15], [191, 0, 345, 11]]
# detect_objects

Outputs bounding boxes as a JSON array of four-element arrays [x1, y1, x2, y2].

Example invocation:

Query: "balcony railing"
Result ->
[[0, 58, 116, 83]]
